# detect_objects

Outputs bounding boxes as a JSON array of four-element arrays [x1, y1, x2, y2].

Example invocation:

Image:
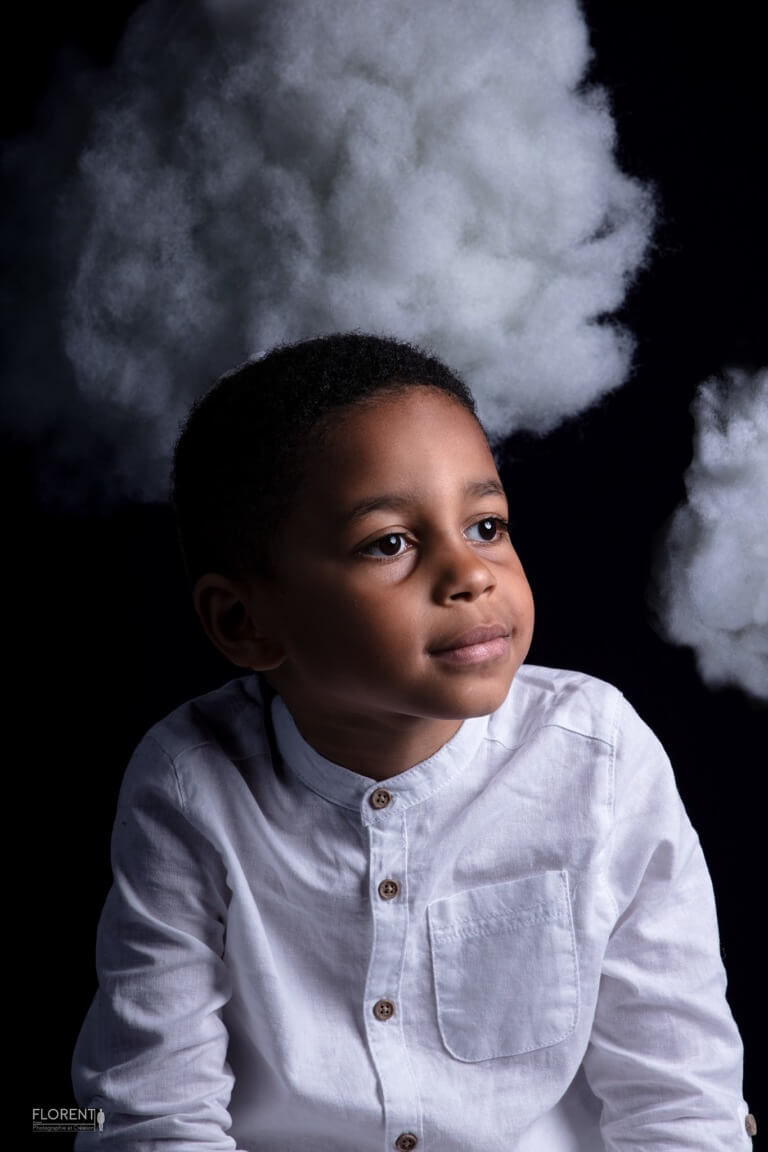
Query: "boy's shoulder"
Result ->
[[112, 676, 268, 817], [143, 674, 268, 766], [490, 664, 626, 750]]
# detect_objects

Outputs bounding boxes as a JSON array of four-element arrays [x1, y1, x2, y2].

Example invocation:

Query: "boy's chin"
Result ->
[[428, 675, 517, 721]]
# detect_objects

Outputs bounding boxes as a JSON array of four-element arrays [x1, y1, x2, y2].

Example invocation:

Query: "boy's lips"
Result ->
[[429, 623, 511, 666]]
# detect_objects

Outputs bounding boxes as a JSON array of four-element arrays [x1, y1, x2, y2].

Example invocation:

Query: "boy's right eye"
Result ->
[[361, 533, 408, 559]]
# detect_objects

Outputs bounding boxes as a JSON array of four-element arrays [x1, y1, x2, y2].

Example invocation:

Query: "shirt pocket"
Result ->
[[427, 869, 579, 1062]]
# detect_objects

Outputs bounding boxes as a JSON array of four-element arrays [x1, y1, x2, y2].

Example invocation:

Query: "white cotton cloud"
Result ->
[[5, 0, 653, 499], [653, 369, 768, 700]]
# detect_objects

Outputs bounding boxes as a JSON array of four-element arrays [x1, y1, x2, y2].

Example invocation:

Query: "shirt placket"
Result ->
[[362, 786, 422, 1152]]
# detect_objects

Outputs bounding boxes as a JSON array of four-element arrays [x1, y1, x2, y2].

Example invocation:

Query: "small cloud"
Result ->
[[652, 368, 768, 700]]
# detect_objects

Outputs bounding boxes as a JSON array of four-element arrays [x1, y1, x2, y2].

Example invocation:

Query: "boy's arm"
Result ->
[[72, 733, 241, 1151], [581, 698, 752, 1151]]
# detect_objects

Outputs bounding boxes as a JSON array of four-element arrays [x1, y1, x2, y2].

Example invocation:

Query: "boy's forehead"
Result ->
[[304, 388, 501, 508]]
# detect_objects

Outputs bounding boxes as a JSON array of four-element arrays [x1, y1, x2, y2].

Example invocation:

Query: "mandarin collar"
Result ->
[[272, 695, 489, 820]]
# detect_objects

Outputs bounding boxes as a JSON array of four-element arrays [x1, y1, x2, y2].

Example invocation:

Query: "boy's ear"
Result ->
[[193, 574, 286, 671]]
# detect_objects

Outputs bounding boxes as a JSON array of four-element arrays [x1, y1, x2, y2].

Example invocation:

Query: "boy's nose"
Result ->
[[432, 541, 496, 604]]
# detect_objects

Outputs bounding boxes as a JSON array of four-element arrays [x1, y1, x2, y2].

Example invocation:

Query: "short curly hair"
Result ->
[[171, 332, 478, 582]]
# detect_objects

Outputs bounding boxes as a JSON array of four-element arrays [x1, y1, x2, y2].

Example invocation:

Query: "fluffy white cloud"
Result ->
[[654, 369, 768, 699], [55, 0, 652, 495]]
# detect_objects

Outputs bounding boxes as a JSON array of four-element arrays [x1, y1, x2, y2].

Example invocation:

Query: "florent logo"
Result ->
[[32, 1107, 105, 1133]]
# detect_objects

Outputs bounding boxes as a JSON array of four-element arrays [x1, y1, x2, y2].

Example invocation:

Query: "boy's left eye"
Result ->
[[465, 517, 509, 542]]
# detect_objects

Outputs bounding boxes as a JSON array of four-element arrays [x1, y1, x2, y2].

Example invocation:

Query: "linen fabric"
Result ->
[[72, 666, 751, 1150]]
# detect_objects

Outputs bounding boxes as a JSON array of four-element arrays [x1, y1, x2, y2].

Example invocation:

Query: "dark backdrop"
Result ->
[[8, 0, 764, 1140]]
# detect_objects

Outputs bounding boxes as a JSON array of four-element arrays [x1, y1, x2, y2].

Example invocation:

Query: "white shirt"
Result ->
[[72, 665, 750, 1150]]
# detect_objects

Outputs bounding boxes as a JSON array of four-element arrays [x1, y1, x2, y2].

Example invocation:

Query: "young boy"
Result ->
[[72, 333, 752, 1150]]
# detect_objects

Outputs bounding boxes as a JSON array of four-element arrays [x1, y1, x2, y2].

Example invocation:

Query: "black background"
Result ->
[[8, 0, 765, 1140]]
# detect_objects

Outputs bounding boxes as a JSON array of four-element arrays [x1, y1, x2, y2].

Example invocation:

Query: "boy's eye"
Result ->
[[362, 533, 408, 558], [465, 516, 509, 543]]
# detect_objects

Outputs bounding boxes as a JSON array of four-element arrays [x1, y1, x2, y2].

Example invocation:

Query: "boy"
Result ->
[[73, 333, 752, 1150]]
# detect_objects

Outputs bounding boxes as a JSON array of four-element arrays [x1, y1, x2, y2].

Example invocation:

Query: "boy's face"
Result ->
[[256, 387, 534, 730]]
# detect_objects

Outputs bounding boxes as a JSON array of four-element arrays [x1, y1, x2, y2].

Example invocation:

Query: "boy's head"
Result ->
[[172, 332, 476, 584], [172, 332, 533, 748]]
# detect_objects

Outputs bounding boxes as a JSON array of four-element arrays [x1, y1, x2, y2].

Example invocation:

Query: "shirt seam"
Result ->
[[364, 761, 468, 820], [603, 690, 622, 922], [432, 905, 569, 944], [483, 721, 616, 758], [429, 890, 564, 932], [397, 813, 423, 1138], [145, 732, 189, 816], [152, 733, 270, 767]]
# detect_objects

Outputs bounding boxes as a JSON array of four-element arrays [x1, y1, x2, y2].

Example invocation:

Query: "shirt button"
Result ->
[[395, 1134, 418, 1151], [378, 878, 400, 901], [372, 998, 395, 1021], [370, 788, 392, 809]]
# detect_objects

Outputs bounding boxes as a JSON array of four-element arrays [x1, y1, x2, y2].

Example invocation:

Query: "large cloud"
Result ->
[[5, 0, 652, 499], [653, 369, 768, 700]]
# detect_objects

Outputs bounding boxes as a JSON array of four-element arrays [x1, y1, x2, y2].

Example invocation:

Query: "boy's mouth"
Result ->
[[429, 623, 510, 665]]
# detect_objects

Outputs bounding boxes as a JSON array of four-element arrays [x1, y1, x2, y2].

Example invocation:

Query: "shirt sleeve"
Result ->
[[72, 733, 242, 1150], [581, 696, 752, 1151]]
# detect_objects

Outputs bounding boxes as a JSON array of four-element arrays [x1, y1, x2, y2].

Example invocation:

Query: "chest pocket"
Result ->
[[427, 870, 579, 1062]]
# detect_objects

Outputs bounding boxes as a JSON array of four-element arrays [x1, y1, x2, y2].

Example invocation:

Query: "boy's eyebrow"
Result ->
[[342, 478, 507, 525]]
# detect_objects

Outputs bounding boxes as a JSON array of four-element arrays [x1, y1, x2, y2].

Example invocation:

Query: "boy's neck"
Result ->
[[279, 702, 463, 781]]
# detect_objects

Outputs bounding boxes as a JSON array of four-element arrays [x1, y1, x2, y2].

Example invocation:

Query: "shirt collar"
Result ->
[[271, 694, 490, 819]]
